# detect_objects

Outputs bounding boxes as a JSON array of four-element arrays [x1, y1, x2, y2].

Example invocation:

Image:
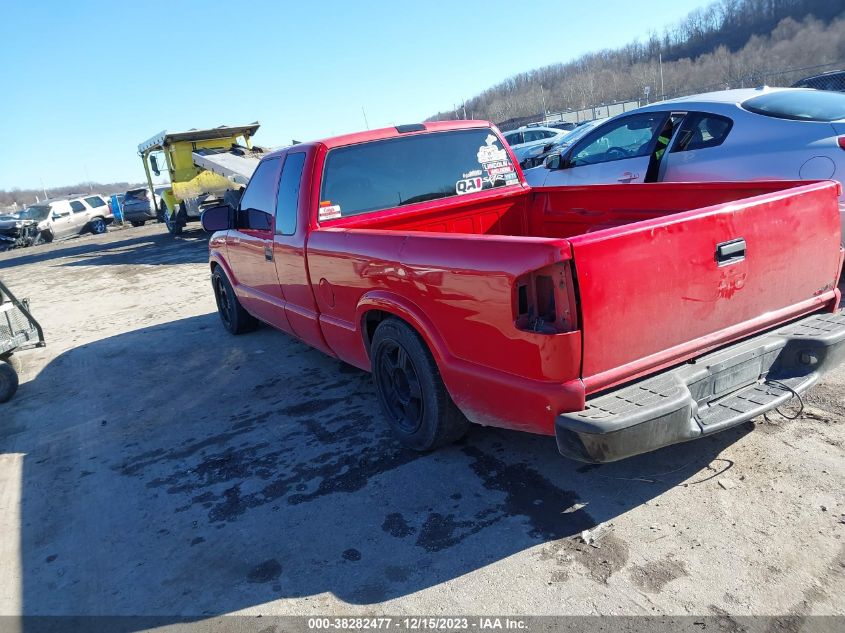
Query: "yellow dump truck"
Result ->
[[137, 123, 270, 235]]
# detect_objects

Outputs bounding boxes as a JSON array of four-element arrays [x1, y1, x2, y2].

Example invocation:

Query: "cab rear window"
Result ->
[[319, 128, 518, 219], [742, 90, 845, 122]]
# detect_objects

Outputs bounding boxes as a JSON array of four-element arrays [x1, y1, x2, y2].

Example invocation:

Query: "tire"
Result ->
[[211, 267, 258, 335], [0, 360, 19, 404], [130, 220, 145, 227], [164, 203, 185, 236], [89, 217, 107, 234], [371, 318, 469, 451], [40, 230, 53, 244], [0, 353, 22, 375]]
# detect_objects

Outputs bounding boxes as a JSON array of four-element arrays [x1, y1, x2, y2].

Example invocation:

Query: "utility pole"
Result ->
[[659, 53, 665, 100], [39, 177, 48, 201], [540, 84, 547, 117], [361, 106, 370, 130], [462, 101, 467, 120]]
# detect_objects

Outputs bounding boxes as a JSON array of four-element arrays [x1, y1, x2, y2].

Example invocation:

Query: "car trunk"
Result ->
[[341, 180, 842, 392]]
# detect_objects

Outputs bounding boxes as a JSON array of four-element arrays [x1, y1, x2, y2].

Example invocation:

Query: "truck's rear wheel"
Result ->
[[371, 318, 469, 451], [212, 267, 257, 335]]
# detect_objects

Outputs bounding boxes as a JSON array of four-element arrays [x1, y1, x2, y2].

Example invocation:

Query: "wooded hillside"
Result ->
[[428, 0, 845, 124]]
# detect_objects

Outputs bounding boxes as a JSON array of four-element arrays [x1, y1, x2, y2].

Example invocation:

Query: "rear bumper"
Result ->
[[555, 311, 845, 463]]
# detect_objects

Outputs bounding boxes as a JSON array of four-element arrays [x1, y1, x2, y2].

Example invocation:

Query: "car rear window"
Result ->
[[742, 90, 845, 122], [84, 196, 106, 208], [125, 189, 148, 200], [319, 128, 518, 219]]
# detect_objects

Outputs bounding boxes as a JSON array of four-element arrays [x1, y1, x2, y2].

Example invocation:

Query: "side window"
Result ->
[[671, 113, 733, 153], [541, 130, 557, 139], [84, 196, 105, 208], [237, 157, 280, 231], [570, 114, 666, 167], [505, 132, 522, 145], [275, 153, 306, 235], [522, 130, 545, 143], [70, 201, 86, 213]]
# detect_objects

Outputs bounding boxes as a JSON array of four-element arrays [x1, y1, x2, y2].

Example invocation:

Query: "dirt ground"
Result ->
[[0, 224, 843, 618]]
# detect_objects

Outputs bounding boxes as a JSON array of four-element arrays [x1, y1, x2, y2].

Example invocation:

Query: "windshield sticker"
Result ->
[[456, 177, 483, 195], [477, 134, 508, 165], [318, 204, 342, 221], [462, 169, 482, 179]]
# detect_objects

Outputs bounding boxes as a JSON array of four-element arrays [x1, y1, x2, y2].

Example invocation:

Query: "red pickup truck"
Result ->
[[202, 120, 845, 463]]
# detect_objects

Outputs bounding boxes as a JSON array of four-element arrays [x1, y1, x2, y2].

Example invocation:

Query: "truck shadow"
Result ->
[[0, 229, 209, 269], [4, 313, 749, 620]]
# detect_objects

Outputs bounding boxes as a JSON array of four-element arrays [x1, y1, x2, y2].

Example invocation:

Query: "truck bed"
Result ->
[[308, 180, 842, 433]]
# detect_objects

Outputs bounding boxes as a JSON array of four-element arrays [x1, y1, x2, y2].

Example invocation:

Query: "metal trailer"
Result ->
[[137, 123, 271, 236], [0, 279, 45, 403]]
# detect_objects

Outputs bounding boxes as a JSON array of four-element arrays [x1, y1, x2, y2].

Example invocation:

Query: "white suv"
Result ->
[[27, 195, 113, 241]]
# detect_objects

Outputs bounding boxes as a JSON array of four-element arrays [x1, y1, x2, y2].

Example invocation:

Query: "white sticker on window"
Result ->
[[318, 205, 342, 221], [456, 177, 483, 195], [477, 135, 508, 165]]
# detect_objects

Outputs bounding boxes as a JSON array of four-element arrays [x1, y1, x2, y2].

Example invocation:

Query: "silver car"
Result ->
[[502, 126, 567, 163], [526, 87, 845, 231]]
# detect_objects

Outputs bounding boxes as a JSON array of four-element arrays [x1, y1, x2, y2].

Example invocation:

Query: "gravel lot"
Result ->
[[0, 224, 843, 619]]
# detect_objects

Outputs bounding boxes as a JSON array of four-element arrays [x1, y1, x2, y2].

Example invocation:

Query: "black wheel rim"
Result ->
[[214, 277, 233, 328], [376, 341, 424, 433]]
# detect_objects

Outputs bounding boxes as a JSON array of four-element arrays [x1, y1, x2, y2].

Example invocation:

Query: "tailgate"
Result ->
[[569, 181, 842, 392]]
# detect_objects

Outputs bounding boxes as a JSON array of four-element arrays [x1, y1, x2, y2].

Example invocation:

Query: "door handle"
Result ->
[[617, 172, 639, 182], [716, 238, 746, 265], [264, 244, 273, 261]]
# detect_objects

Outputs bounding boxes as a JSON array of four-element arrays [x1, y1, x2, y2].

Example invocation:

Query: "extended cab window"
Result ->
[[320, 128, 518, 218], [237, 156, 280, 231], [671, 113, 732, 152], [275, 152, 306, 235], [70, 201, 86, 213]]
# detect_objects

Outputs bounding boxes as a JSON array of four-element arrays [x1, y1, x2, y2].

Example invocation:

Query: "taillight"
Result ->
[[514, 261, 578, 333], [838, 137, 845, 150]]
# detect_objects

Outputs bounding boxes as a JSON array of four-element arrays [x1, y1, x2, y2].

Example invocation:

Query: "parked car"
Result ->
[[0, 205, 53, 250], [525, 87, 845, 236], [502, 126, 567, 163], [0, 196, 112, 249], [792, 69, 845, 92], [123, 186, 167, 226], [520, 118, 606, 169], [78, 194, 114, 234], [201, 119, 845, 463]]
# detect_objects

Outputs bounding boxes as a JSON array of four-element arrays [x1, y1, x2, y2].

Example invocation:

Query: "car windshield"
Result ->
[[742, 90, 845, 122], [14, 206, 51, 221], [555, 120, 604, 147], [320, 128, 518, 217]]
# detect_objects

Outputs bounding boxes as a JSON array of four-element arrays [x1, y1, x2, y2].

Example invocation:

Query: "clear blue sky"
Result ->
[[0, 0, 707, 190]]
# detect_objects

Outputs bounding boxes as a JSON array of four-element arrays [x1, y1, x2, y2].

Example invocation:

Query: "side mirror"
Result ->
[[150, 155, 160, 177], [201, 205, 233, 232], [544, 153, 563, 170]]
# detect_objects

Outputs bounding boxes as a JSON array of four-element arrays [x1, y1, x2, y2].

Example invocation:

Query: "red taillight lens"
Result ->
[[837, 137, 845, 150], [514, 261, 577, 333]]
